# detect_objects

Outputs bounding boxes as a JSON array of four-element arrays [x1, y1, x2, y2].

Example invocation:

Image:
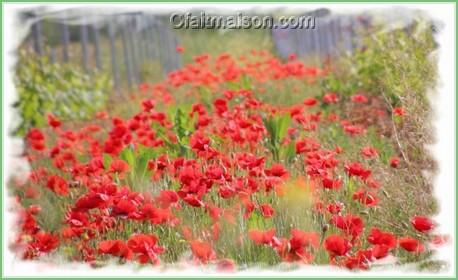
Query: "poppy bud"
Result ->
[[322, 224, 329, 233]]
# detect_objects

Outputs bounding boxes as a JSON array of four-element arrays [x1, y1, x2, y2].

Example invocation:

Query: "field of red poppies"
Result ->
[[9, 45, 448, 272]]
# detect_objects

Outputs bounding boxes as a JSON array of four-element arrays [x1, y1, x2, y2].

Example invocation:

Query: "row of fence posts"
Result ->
[[28, 9, 372, 94], [272, 11, 371, 61], [28, 12, 182, 95]]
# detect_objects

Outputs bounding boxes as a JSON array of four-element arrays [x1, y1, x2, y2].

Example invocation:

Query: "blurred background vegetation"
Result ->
[[14, 11, 437, 135]]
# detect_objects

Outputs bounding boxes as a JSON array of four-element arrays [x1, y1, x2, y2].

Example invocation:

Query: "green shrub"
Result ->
[[13, 52, 111, 136], [322, 20, 437, 107]]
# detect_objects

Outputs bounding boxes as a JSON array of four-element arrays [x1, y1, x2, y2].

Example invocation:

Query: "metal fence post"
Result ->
[[49, 48, 56, 63], [150, 19, 160, 61], [311, 19, 321, 60], [31, 18, 43, 55], [80, 20, 89, 71], [108, 20, 121, 94], [158, 25, 171, 74], [137, 15, 147, 63], [127, 18, 140, 85], [145, 16, 155, 60], [60, 22, 70, 62], [121, 21, 134, 90], [92, 23, 102, 70]]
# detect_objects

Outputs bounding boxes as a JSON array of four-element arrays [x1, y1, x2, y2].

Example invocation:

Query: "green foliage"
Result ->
[[13, 53, 111, 135], [173, 107, 195, 156], [104, 145, 161, 188], [322, 20, 436, 106], [263, 114, 291, 162]]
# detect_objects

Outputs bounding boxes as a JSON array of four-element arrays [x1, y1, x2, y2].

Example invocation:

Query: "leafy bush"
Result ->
[[322, 20, 436, 106], [13, 52, 111, 135]]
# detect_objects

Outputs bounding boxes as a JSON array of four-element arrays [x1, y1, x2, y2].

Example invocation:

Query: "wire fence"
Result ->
[[272, 10, 372, 61], [24, 10, 182, 94], [23, 9, 382, 96]]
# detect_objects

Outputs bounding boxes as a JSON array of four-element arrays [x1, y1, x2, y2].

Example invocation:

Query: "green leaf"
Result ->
[[120, 147, 136, 170], [282, 141, 296, 163], [276, 114, 291, 142], [103, 153, 113, 170], [247, 212, 272, 230]]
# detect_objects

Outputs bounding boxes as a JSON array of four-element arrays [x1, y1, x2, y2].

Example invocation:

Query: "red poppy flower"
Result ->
[[141, 99, 156, 112], [430, 234, 450, 247], [47, 114, 62, 128], [411, 215, 435, 233], [25, 187, 40, 199], [327, 202, 344, 214], [352, 188, 379, 207], [190, 132, 211, 152], [393, 107, 406, 116], [155, 190, 179, 208], [351, 94, 369, 104], [96, 111, 108, 119], [398, 237, 425, 253], [176, 45, 184, 53], [46, 175, 69, 196], [331, 214, 364, 239], [243, 201, 256, 219], [322, 177, 342, 190], [149, 207, 178, 225], [366, 178, 380, 189], [65, 210, 90, 228], [296, 138, 320, 154], [248, 229, 280, 247], [344, 249, 373, 270], [260, 204, 275, 218], [303, 97, 318, 106], [98, 240, 133, 260], [290, 229, 319, 249], [275, 229, 319, 263], [27, 128, 46, 151], [342, 123, 366, 136], [190, 240, 216, 264], [361, 146, 379, 158], [344, 162, 371, 179], [75, 192, 110, 210], [335, 146, 344, 154], [214, 98, 228, 116], [138, 83, 149, 92], [27, 127, 44, 141], [219, 185, 236, 199], [370, 245, 389, 260], [390, 157, 400, 168], [31, 232, 60, 254], [324, 235, 351, 257], [367, 228, 397, 249], [112, 198, 137, 216], [127, 234, 165, 264], [265, 163, 289, 179], [236, 153, 265, 169], [183, 194, 205, 207], [109, 159, 130, 176], [323, 92, 339, 104]]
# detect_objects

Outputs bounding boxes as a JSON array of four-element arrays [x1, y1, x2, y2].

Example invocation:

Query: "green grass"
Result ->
[[177, 28, 275, 63]]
